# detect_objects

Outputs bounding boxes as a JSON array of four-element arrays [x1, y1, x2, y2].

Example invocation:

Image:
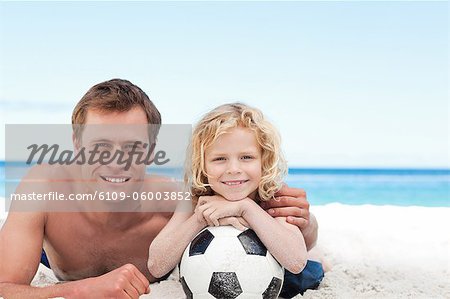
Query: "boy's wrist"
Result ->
[[240, 198, 257, 218], [192, 212, 207, 229]]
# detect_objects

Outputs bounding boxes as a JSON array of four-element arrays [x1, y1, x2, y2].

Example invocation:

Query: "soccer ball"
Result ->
[[179, 226, 284, 299]]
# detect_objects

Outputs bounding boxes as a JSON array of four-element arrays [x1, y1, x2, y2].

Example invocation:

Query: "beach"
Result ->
[[3, 203, 450, 298]]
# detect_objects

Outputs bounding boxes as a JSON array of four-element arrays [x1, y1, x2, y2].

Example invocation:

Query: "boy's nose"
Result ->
[[226, 160, 242, 174]]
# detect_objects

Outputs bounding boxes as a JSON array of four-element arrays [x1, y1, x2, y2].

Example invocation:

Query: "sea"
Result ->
[[285, 168, 449, 207], [1, 163, 449, 207]]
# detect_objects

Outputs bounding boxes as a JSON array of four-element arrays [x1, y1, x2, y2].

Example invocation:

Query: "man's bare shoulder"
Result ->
[[25, 164, 77, 180], [144, 174, 176, 182], [142, 174, 183, 192], [18, 164, 80, 195]]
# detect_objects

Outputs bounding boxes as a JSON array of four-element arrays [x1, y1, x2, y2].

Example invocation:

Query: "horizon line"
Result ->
[[0, 161, 448, 171]]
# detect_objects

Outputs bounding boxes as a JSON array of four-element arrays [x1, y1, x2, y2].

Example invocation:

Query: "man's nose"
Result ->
[[106, 145, 127, 169]]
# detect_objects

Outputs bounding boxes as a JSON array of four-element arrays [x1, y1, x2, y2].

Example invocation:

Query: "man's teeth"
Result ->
[[104, 177, 128, 183]]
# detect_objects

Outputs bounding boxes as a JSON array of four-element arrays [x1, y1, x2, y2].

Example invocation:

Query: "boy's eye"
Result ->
[[242, 155, 254, 160], [213, 157, 226, 161]]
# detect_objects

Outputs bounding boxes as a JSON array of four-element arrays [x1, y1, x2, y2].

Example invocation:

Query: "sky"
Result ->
[[0, 1, 448, 168]]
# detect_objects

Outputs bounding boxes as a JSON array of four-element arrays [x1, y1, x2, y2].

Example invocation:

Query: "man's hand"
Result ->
[[77, 264, 150, 299], [260, 184, 310, 229], [260, 184, 319, 250]]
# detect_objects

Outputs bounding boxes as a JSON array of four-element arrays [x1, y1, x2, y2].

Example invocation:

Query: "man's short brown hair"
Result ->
[[72, 79, 161, 141]]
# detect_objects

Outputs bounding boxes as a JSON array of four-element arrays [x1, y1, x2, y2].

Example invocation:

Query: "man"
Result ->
[[0, 79, 321, 298]]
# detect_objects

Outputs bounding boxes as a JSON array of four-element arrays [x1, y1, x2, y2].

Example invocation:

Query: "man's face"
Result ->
[[77, 107, 150, 194]]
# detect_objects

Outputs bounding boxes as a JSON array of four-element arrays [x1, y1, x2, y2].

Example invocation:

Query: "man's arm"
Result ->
[[0, 211, 79, 298], [0, 215, 150, 299], [0, 281, 81, 299]]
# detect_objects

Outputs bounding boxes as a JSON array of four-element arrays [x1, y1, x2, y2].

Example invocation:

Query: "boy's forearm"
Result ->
[[302, 213, 318, 250], [0, 281, 79, 299], [148, 214, 206, 278], [242, 200, 307, 274]]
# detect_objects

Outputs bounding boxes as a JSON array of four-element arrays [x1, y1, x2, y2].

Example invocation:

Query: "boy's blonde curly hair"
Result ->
[[185, 103, 287, 205]]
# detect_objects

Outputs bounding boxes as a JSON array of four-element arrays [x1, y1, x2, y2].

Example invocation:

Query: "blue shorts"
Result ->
[[280, 260, 324, 298], [41, 250, 50, 268], [41, 251, 323, 296]]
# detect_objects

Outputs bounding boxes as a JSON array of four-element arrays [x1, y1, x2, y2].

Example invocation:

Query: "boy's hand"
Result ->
[[194, 195, 222, 226], [218, 216, 249, 231], [260, 184, 310, 229], [195, 196, 249, 227]]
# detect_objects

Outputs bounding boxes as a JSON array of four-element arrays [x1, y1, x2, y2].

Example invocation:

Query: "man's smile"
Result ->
[[100, 175, 132, 183]]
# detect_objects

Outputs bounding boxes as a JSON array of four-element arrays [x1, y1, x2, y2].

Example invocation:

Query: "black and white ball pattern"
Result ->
[[179, 226, 284, 299]]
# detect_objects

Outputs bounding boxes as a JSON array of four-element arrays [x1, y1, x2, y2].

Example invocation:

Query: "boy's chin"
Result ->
[[212, 188, 258, 202], [219, 192, 251, 202], [225, 196, 247, 202]]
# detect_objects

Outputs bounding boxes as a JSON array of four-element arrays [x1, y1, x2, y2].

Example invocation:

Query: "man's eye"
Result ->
[[96, 143, 111, 148]]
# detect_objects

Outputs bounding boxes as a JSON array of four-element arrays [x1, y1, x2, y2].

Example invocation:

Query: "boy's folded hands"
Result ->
[[195, 195, 251, 230]]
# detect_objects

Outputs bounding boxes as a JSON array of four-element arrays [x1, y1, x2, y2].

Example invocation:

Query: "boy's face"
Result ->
[[204, 127, 262, 201], [76, 106, 149, 195]]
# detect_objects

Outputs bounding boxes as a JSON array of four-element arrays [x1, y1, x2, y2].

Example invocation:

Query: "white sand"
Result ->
[[3, 204, 450, 298]]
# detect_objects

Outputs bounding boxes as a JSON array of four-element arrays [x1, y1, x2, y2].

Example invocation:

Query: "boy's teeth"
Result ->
[[225, 181, 245, 185]]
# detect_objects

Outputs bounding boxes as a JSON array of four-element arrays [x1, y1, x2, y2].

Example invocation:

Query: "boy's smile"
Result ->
[[221, 179, 249, 186], [205, 127, 262, 201]]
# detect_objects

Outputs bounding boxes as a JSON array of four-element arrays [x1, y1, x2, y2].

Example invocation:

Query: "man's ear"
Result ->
[[143, 141, 156, 166], [72, 132, 81, 152]]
